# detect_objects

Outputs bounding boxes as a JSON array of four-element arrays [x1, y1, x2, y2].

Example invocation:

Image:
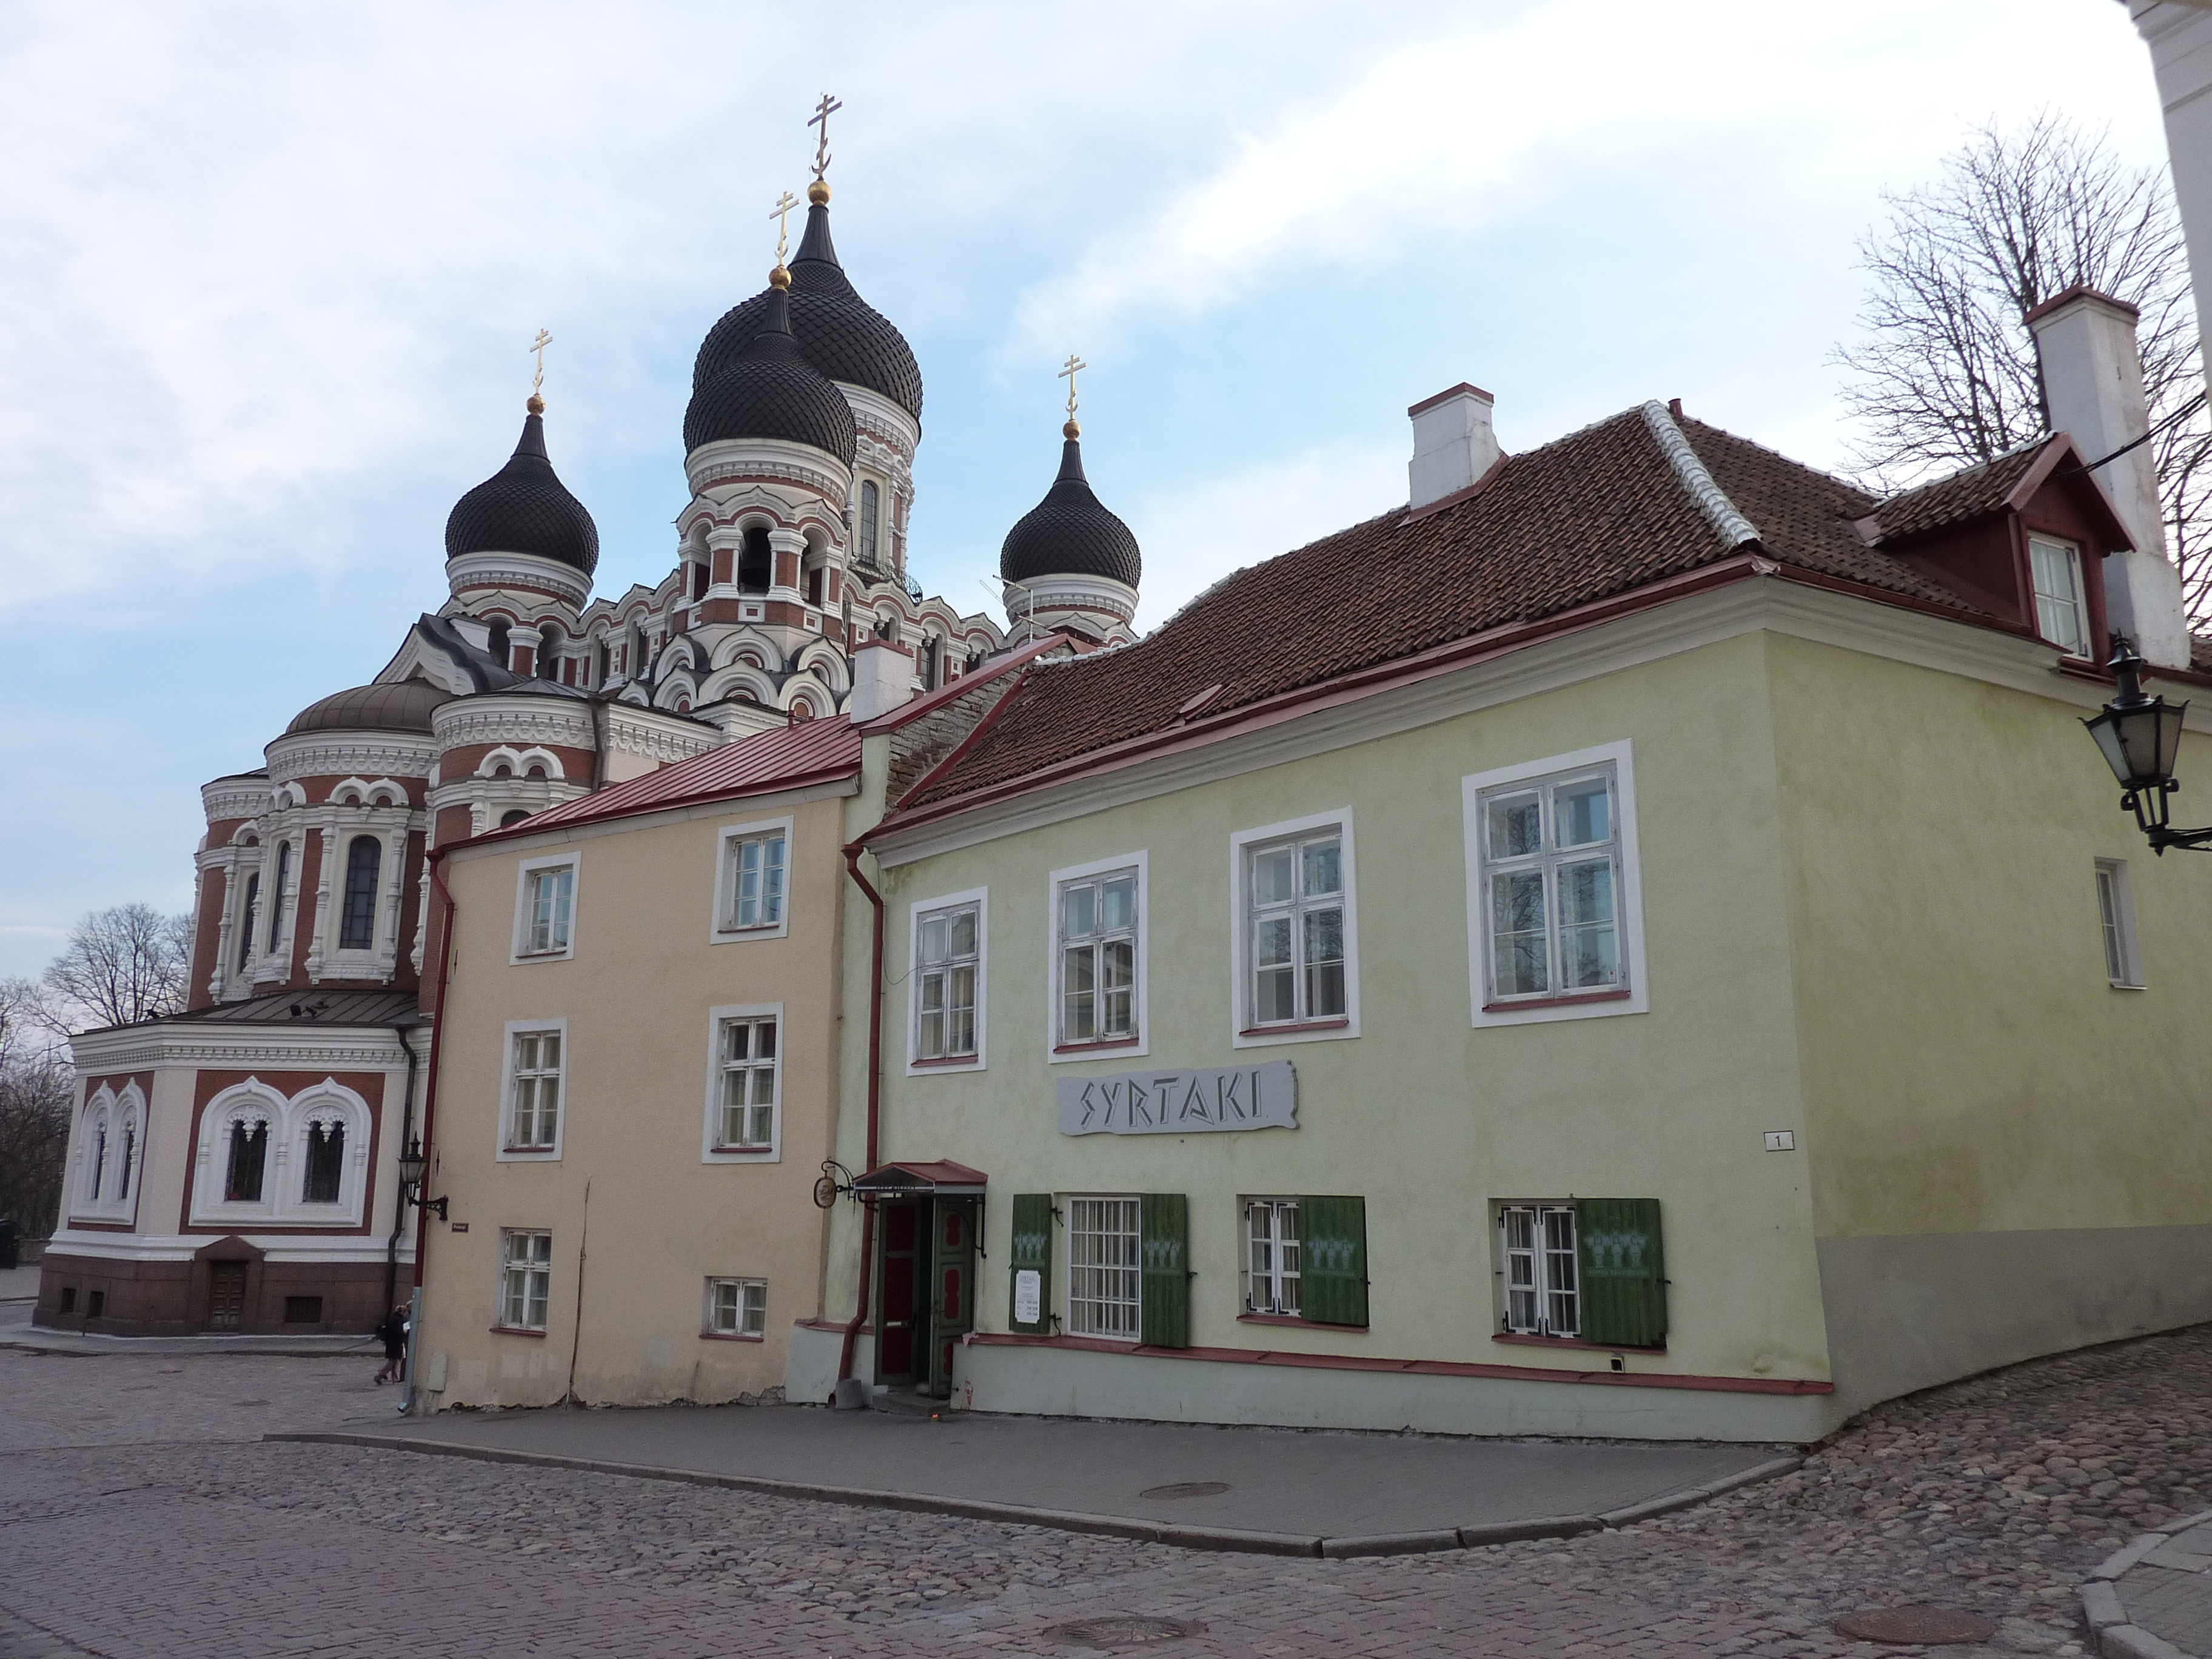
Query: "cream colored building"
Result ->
[[790, 311, 2212, 1443]]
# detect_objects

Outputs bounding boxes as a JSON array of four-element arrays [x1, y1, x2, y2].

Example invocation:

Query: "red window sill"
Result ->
[[1238, 1018, 1350, 1038], [1239, 1311, 1368, 1332], [910, 1054, 981, 1068], [716, 924, 783, 936], [514, 950, 569, 960], [502, 1145, 558, 1155], [1493, 1332, 1666, 1355], [699, 1330, 765, 1343], [489, 1326, 546, 1338], [1053, 1037, 1141, 1056], [709, 1145, 774, 1156], [1482, 988, 1631, 1014]]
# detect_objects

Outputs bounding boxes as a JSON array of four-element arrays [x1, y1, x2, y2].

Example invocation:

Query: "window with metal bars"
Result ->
[[1499, 1203, 1579, 1337], [714, 1017, 777, 1148], [1065, 1196, 1141, 1339], [506, 1030, 562, 1150]]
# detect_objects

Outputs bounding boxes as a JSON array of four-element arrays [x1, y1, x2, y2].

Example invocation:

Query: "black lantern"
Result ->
[[2084, 635, 2211, 854], [397, 1136, 447, 1220]]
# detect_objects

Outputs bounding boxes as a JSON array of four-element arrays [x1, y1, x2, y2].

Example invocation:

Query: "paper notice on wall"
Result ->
[[1013, 1269, 1041, 1326]]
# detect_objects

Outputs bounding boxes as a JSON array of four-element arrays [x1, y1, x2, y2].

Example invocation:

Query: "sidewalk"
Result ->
[[278, 1399, 1798, 1558], [2085, 1509, 2212, 1659], [0, 1294, 377, 1358]]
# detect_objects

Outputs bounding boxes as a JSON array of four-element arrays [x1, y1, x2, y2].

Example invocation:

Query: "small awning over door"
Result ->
[[852, 1160, 988, 1196]]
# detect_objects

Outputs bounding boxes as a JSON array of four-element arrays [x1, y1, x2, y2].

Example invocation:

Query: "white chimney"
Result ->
[[2027, 286, 2191, 668], [1408, 383, 1501, 511], [846, 637, 914, 723]]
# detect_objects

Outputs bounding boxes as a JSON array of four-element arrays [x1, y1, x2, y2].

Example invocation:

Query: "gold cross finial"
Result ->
[[1058, 354, 1087, 437], [528, 328, 552, 412], [808, 93, 843, 184], [768, 190, 800, 267]]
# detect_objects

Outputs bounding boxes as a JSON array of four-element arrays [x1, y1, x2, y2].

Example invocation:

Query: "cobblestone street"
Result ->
[[5, 1326, 2212, 1657]]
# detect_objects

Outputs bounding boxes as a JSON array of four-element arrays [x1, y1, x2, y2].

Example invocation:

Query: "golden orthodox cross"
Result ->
[[809, 93, 843, 183], [530, 329, 553, 397], [768, 190, 799, 265], [1059, 353, 1087, 419]]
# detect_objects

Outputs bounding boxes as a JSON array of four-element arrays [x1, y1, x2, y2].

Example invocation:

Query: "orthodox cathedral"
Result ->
[[36, 133, 1145, 1336]]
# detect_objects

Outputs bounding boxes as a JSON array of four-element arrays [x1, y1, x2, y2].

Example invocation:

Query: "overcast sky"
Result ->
[[0, 0, 2173, 978]]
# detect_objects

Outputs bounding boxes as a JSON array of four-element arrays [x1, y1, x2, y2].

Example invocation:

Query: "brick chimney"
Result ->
[[2027, 285, 2190, 668], [1408, 384, 1501, 511]]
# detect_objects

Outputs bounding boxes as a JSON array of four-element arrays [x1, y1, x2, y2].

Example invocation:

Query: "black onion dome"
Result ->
[[444, 411, 600, 575], [683, 284, 858, 463], [692, 204, 923, 420], [286, 679, 454, 736], [999, 435, 1142, 589]]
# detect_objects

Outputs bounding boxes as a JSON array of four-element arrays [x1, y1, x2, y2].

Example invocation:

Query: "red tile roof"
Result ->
[[894, 404, 1991, 817], [1867, 440, 2055, 543], [483, 716, 862, 840]]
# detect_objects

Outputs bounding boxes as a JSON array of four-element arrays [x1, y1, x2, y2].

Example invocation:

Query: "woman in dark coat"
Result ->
[[372, 1304, 408, 1385]]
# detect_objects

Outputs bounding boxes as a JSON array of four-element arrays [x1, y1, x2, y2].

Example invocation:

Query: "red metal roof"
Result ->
[[853, 1159, 989, 1192], [481, 716, 862, 840]]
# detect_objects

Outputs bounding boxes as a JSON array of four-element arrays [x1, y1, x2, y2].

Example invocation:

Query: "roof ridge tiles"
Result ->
[[1641, 400, 1760, 549]]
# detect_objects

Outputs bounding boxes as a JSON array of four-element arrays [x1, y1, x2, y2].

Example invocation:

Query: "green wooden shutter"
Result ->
[[1574, 1198, 1666, 1347], [1008, 1193, 1052, 1335], [1139, 1193, 1190, 1349], [1297, 1195, 1369, 1327]]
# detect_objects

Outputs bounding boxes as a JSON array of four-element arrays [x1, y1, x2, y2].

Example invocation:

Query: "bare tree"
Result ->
[[1836, 113, 2212, 613], [0, 977, 73, 1238], [39, 903, 192, 1034]]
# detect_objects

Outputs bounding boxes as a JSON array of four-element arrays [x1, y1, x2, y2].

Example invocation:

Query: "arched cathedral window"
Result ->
[[739, 528, 772, 594], [339, 837, 381, 951], [267, 843, 292, 955], [488, 620, 511, 669], [301, 1115, 346, 1204], [224, 1117, 269, 1204], [236, 873, 260, 972], [858, 480, 881, 566]]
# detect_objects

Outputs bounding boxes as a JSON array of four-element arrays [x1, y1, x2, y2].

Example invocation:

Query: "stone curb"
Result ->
[[2082, 1510, 2212, 1659], [1, 1331, 375, 1359], [269, 1432, 1801, 1560]]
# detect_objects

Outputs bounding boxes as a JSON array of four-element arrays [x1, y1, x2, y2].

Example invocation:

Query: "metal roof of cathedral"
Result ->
[[1000, 432, 1142, 590], [285, 679, 455, 736], [444, 409, 601, 575], [141, 988, 420, 1030], [683, 281, 859, 463], [883, 403, 2074, 824], [692, 200, 924, 422]]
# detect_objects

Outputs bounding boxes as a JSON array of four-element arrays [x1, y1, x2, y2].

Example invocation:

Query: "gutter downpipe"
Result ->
[[401, 850, 458, 1415], [837, 842, 885, 1390]]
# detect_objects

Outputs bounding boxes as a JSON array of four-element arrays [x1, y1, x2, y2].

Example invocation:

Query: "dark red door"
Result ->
[[877, 1201, 920, 1381], [927, 1200, 976, 1397]]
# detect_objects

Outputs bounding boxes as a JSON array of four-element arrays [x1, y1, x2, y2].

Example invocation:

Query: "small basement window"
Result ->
[[283, 1296, 324, 1324]]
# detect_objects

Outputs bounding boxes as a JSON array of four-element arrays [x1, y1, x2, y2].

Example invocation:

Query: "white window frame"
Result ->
[[70, 1082, 147, 1225], [1228, 810, 1359, 1047], [187, 1076, 372, 1227], [2029, 534, 2091, 657], [906, 887, 988, 1074], [1045, 851, 1148, 1063], [702, 1002, 783, 1163], [511, 853, 580, 964], [709, 814, 794, 943], [1463, 740, 1649, 1028], [1498, 1202, 1580, 1338], [2096, 857, 2145, 990], [1242, 1197, 1301, 1316], [497, 1019, 568, 1162], [703, 1276, 768, 1339], [497, 1228, 554, 1332], [1064, 1194, 1142, 1341]]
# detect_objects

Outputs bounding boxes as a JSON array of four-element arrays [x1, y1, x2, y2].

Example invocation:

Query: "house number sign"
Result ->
[[1056, 1060, 1297, 1136]]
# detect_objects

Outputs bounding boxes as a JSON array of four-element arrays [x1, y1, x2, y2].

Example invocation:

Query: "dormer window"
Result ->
[[2029, 534, 2089, 657]]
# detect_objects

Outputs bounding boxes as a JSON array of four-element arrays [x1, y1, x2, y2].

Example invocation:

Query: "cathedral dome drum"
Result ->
[[444, 409, 600, 575], [683, 279, 859, 464], [999, 430, 1142, 590], [691, 198, 923, 422]]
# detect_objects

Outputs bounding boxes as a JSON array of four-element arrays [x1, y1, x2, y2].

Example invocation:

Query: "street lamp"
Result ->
[[397, 1136, 447, 1221], [2084, 634, 2211, 854]]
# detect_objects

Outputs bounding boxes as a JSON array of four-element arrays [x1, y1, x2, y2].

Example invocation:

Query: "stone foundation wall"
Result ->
[[34, 1251, 396, 1336]]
